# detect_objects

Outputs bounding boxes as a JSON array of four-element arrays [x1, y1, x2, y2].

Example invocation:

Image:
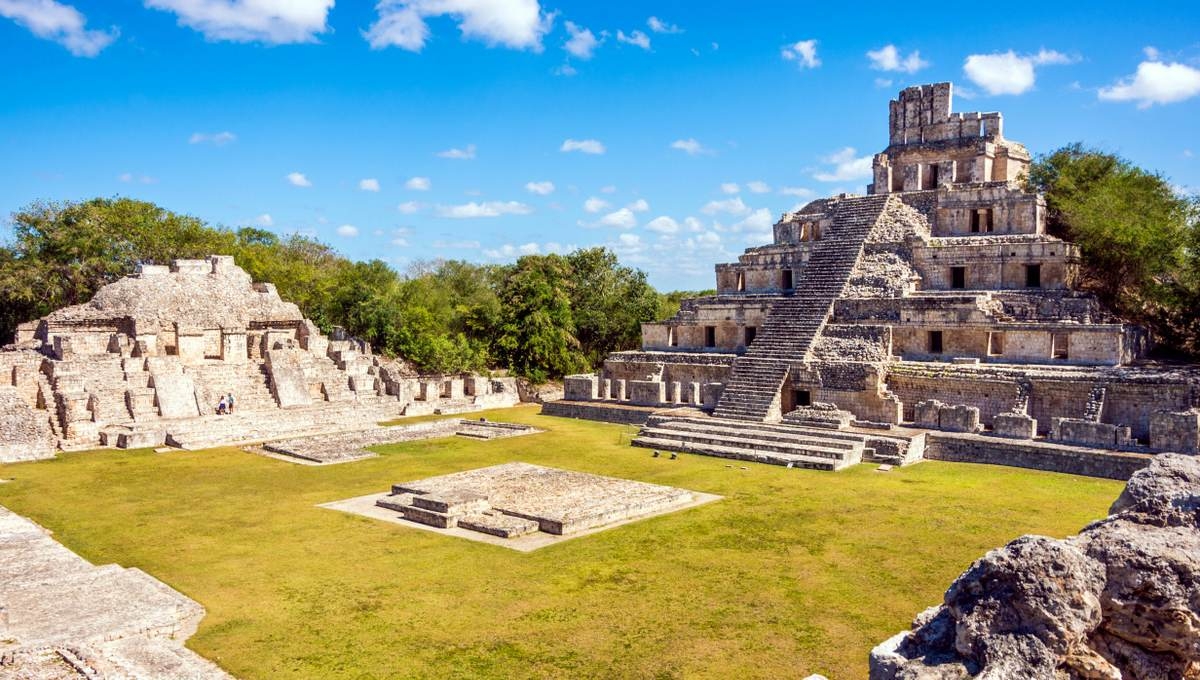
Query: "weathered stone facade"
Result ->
[[557, 82, 1200, 470], [0, 256, 519, 460]]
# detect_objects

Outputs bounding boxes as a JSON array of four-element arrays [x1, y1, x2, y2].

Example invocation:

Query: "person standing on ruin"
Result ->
[[217, 395, 227, 415], [227, 393, 235, 414]]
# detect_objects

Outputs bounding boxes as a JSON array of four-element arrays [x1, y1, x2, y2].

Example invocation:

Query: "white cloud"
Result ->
[[286, 171, 312, 187], [583, 197, 610, 213], [780, 186, 814, 198], [483, 241, 550, 258], [117, 172, 156, 184], [254, 213, 273, 226], [145, 0, 332, 44], [563, 20, 600, 59], [866, 44, 928, 74], [874, 77, 894, 88], [365, 0, 554, 52], [188, 131, 236, 146], [437, 144, 476, 159], [436, 200, 533, 218], [553, 62, 576, 76], [391, 235, 409, 247], [397, 200, 424, 214], [963, 49, 1075, 96], [720, 182, 740, 195], [431, 239, 481, 249], [813, 147, 872, 182], [616, 29, 649, 50], [0, 0, 117, 56], [337, 224, 359, 238], [599, 207, 637, 229], [626, 198, 649, 213], [781, 39, 819, 69], [732, 208, 774, 241], [599, 185, 617, 194], [405, 176, 432, 190], [646, 16, 680, 34], [359, 178, 381, 192], [645, 216, 680, 234], [746, 181, 771, 194], [701, 197, 750, 216], [561, 138, 605, 154], [617, 232, 640, 247], [1099, 58, 1200, 108], [671, 138, 709, 156], [525, 180, 555, 195]]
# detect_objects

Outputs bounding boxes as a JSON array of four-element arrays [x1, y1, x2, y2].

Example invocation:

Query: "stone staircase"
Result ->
[[714, 194, 892, 421], [185, 361, 277, 414], [632, 414, 865, 471]]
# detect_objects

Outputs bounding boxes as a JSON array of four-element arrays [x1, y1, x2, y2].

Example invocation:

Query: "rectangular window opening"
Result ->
[[1025, 264, 1042, 288], [1052, 333, 1069, 360], [928, 330, 944, 354], [744, 326, 757, 346], [794, 389, 812, 407], [781, 270, 794, 291], [704, 326, 716, 348], [984, 208, 995, 233], [970, 210, 981, 233], [667, 327, 677, 347], [891, 167, 904, 192], [950, 266, 966, 289], [988, 331, 1005, 356], [736, 272, 746, 292]]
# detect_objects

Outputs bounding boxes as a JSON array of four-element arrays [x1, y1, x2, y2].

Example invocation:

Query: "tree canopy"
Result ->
[[1027, 144, 1200, 357], [0, 197, 687, 380]]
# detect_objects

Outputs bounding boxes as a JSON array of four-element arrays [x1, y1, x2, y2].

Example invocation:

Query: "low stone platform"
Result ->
[[320, 462, 720, 551], [540, 399, 661, 425], [259, 418, 540, 464], [0, 505, 231, 679]]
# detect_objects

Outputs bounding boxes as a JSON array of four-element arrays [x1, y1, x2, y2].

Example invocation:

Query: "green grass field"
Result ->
[[0, 405, 1121, 679]]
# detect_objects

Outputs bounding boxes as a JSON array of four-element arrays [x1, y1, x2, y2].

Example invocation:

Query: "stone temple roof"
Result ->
[[42, 256, 303, 330]]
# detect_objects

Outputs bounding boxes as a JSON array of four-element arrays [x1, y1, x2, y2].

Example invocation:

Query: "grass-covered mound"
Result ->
[[0, 405, 1120, 679]]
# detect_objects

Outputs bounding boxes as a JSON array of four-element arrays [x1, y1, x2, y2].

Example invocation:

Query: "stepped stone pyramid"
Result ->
[[0, 255, 518, 460], [552, 82, 1200, 470]]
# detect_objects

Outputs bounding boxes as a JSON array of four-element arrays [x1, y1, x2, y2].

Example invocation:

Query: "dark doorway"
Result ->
[[781, 269, 794, 290], [1025, 264, 1042, 288], [704, 326, 716, 348], [793, 389, 812, 407], [928, 330, 944, 354], [950, 266, 966, 289], [744, 326, 757, 346]]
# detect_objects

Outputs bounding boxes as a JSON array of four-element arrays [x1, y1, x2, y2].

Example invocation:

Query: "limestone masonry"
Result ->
[[0, 255, 518, 460], [554, 82, 1200, 475], [323, 462, 716, 551], [870, 453, 1200, 678]]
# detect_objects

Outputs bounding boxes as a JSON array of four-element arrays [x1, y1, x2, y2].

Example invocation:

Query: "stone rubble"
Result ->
[[869, 453, 1200, 679]]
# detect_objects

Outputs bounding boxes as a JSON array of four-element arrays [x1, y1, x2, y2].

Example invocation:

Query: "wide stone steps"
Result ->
[[631, 435, 855, 471], [714, 194, 892, 421]]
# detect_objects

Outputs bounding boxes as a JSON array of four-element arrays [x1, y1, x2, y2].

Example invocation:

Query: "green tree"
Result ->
[[496, 254, 584, 382], [566, 247, 660, 368], [1027, 144, 1200, 356]]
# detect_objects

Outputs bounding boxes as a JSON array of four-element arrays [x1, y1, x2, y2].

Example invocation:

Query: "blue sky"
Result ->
[[2, 1, 1198, 290]]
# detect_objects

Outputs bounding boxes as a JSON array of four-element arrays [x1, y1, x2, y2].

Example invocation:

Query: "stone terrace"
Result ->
[[0, 506, 231, 679]]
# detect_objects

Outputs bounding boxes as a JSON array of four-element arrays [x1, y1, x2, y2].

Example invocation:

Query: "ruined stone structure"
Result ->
[[0, 506, 231, 678], [323, 462, 717, 551], [0, 256, 518, 460], [870, 453, 1200, 678], [553, 83, 1200, 473]]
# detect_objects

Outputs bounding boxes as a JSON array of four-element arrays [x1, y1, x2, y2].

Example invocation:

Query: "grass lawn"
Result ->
[[0, 405, 1121, 679]]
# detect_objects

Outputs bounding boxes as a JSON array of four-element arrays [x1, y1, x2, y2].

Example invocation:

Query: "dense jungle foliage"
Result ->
[[0, 198, 710, 380]]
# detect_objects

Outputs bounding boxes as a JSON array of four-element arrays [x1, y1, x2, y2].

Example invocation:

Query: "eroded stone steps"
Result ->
[[645, 418, 863, 450], [637, 427, 854, 461], [631, 435, 852, 471]]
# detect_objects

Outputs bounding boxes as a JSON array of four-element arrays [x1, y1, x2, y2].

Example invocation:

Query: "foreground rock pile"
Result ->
[[870, 453, 1200, 679]]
